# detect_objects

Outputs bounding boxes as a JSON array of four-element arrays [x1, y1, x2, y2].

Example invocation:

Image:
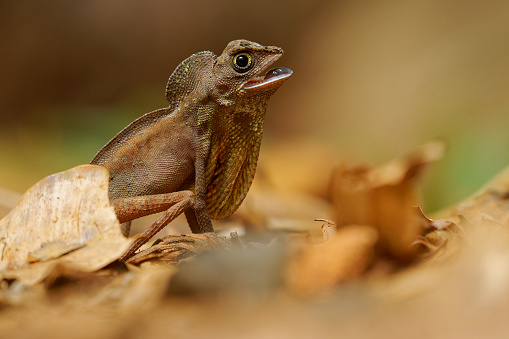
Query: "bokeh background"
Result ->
[[1, 0, 509, 212]]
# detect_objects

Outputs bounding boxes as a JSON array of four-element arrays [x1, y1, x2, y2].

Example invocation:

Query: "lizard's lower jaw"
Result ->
[[243, 67, 293, 91]]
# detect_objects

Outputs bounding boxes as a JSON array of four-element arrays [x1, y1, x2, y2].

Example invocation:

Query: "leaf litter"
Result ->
[[1, 141, 509, 337]]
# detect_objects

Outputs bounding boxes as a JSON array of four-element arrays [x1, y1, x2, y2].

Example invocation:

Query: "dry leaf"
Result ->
[[416, 165, 509, 258], [0, 165, 132, 283], [330, 141, 445, 261]]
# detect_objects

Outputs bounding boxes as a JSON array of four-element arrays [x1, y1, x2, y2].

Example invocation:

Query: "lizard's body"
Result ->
[[94, 108, 196, 200], [91, 40, 292, 260]]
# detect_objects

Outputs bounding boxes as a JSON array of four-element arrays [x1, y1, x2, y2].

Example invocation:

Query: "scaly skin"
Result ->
[[91, 40, 292, 260]]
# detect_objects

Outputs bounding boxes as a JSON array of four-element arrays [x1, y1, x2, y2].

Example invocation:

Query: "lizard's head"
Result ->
[[213, 39, 292, 98]]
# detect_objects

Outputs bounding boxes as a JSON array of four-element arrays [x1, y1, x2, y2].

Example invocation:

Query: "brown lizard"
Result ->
[[90, 39, 292, 260]]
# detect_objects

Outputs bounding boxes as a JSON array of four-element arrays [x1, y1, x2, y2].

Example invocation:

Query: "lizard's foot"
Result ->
[[124, 232, 237, 265]]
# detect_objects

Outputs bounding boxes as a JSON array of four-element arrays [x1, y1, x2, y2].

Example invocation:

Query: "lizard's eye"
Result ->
[[232, 52, 253, 73]]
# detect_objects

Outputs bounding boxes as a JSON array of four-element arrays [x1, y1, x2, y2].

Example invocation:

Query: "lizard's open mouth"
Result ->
[[243, 67, 293, 90]]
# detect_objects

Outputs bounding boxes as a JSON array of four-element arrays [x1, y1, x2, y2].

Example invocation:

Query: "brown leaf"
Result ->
[[330, 141, 445, 261], [416, 165, 509, 258], [412, 205, 457, 256], [0, 165, 132, 283]]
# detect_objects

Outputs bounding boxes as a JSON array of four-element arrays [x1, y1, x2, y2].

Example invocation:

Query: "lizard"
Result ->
[[90, 39, 292, 261]]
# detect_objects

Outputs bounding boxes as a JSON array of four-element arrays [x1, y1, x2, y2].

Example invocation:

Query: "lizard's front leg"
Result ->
[[186, 153, 214, 233], [113, 191, 195, 261]]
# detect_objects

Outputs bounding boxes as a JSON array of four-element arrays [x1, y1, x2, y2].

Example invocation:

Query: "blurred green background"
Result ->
[[1, 0, 509, 212]]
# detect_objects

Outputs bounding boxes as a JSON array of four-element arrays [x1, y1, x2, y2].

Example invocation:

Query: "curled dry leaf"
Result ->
[[415, 166, 509, 259], [0, 165, 132, 284], [414, 206, 455, 232], [330, 141, 445, 261], [412, 205, 457, 257]]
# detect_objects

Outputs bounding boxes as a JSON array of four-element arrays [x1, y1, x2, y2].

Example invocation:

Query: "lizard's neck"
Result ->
[[204, 98, 268, 219]]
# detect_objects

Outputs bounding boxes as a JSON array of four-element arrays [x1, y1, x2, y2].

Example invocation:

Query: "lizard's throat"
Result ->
[[204, 112, 265, 220]]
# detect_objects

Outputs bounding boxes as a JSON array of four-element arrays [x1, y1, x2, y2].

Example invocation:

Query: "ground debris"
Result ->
[[2, 144, 509, 338]]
